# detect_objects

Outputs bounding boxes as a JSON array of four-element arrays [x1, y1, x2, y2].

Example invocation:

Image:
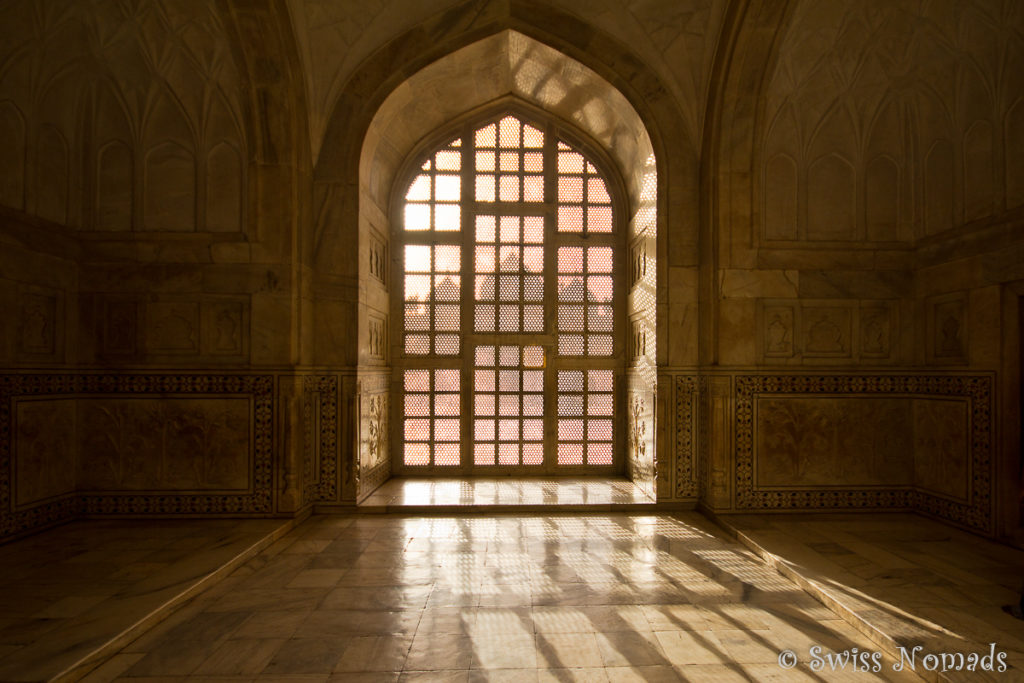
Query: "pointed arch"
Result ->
[[312, 5, 678, 498]]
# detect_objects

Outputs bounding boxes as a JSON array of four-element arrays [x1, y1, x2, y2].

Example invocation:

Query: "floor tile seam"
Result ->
[[51, 514, 308, 683], [709, 515, 973, 683]]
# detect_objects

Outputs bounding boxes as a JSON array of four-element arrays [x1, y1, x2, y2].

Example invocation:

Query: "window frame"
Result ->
[[389, 102, 630, 475]]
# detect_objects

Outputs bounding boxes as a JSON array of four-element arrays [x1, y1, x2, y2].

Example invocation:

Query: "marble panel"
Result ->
[[928, 292, 968, 364], [673, 376, 696, 499], [200, 301, 246, 357], [16, 288, 60, 361], [143, 301, 199, 355], [913, 399, 969, 501], [755, 397, 913, 488], [627, 382, 656, 500], [734, 374, 993, 534], [77, 398, 251, 492], [802, 305, 852, 358], [358, 373, 389, 502], [14, 399, 75, 506], [304, 375, 340, 504]]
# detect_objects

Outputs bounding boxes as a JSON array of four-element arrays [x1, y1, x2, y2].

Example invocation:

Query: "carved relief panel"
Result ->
[[368, 227, 388, 287], [367, 313, 387, 363], [77, 398, 251, 491], [912, 398, 969, 501], [628, 388, 654, 500], [927, 292, 968, 365], [15, 286, 62, 363], [0, 0, 246, 232], [734, 374, 992, 534], [15, 399, 75, 506], [358, 373, 390, 500], [757, 299, 896, 365], [1, 374, 275, 541], [302, 375, 339, 505], [98, 295, 250, 363], [674, 376, 697, 499], [755, 397, 913, 488]]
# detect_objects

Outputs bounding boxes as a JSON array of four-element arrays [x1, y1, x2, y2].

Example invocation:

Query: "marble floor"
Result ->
[[84, 512, 926, 682], [357, 477, 656, 511], [0, 518, 294, 682], [720, 513, 1024, 681]]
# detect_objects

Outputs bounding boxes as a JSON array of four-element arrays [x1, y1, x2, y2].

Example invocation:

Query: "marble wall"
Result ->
[[0, 0, 1021, 544], [0, 373, 359, 541], [658, 373, 994, 534]]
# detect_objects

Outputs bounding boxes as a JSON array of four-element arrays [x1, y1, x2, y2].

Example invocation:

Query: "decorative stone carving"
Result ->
[[0, 0, 245, 231], [17, 292, 57, 357], [630, 316, 646, 361], [802, 306, 851, 357], [357, 373, 389, 501], [929, 293, 968, 364], [859, 304, 892, 359], [15, 399, 75, 506], [202, 302, 245, 356], [761, 0, 1023, 245], [674, 376, 697, 498], [734, 374, 993, 534], [629, 235, 646, 287], [77, 398, 251, 491], [367, 394, 387, 469], [0, 374, 275, 541], [759, 300, 893, 365], [913, 399, 969, 501], [756, 398, 912, 487], [762, 304, 795, 359], [303, 375, 339, 504], [627, 389, 655, 500], [368, 314, 387, 362], [144, 302, 199, 354], [369, 229, 388, 286]]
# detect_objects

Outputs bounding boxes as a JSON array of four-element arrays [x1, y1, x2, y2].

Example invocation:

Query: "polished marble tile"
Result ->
[[359, 477, 655, 510], [0, 518, 291, 682], [721, 512, 1024, 678], [36, 510, 1014, 681]]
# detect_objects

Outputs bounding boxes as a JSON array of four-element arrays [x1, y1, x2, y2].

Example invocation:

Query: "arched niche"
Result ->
[[314, 21, 671, 501]]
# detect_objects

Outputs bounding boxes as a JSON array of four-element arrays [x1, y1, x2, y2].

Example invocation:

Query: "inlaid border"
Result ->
[[304, 375, 339, 503], [674, 375, 698, 498], [735, 374, 993, 533]]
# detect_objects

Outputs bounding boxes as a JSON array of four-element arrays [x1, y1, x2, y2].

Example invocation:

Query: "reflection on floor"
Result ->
[[358, 477, 656, 511], [90, 513, 924, 682], [721, 513, 1024, 677], [0, 518, 293, 682]]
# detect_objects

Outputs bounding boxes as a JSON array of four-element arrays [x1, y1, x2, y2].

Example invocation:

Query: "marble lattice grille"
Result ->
[[396, 113, 622, 472]]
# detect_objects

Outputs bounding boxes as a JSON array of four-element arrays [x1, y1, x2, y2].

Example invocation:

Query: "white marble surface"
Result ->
[[359, 477, 656, 511], [722, 513, 1024, 682], [93, 512, 922, 681], [0, 518, 291, 682]]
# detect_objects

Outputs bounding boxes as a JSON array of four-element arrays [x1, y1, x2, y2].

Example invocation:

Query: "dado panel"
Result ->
[[1, 373, 359, 542]]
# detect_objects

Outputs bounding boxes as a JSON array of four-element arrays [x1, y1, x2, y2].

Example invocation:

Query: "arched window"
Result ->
[[392, 110, 625, 473]]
